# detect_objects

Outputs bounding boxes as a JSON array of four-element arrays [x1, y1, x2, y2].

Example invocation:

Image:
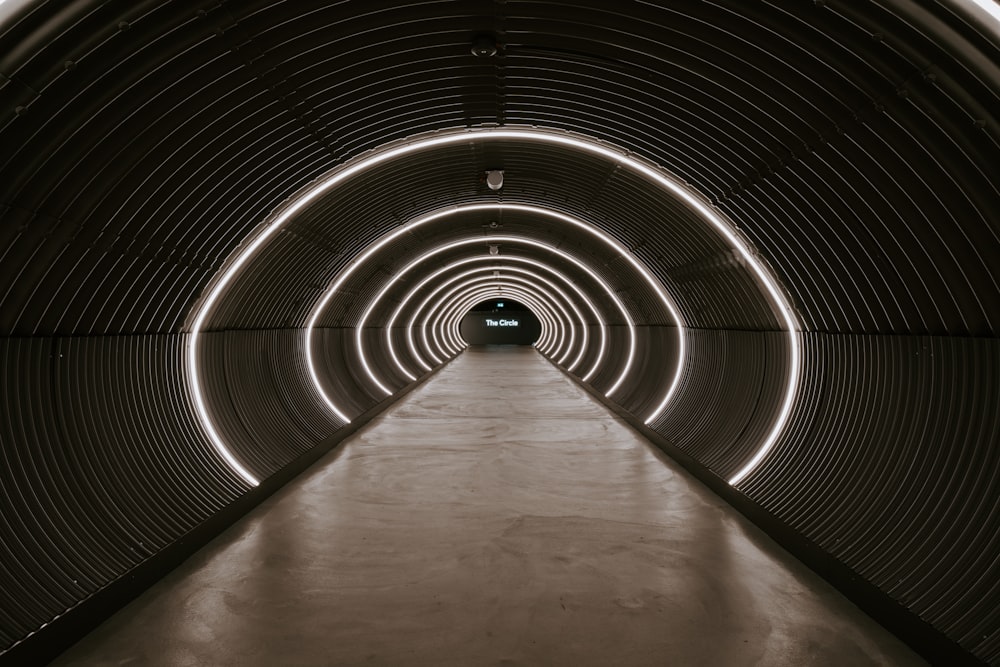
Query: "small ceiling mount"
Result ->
[[485, 169, 504, 190], [471, 34, 498, 57]]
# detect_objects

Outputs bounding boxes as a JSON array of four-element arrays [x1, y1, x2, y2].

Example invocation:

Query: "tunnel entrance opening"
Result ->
[[459, 299, 541, 345]]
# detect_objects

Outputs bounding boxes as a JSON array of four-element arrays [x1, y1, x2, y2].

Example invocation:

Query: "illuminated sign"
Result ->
[[485, 318, 519, 327]]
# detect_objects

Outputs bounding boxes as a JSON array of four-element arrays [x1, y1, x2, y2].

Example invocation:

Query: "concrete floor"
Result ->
[[53, 346, 925, 666]]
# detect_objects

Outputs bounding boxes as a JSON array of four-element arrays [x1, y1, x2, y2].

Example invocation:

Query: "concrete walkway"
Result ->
[[54, 346, 924, 666]]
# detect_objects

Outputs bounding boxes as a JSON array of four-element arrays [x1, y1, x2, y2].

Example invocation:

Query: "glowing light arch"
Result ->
[[434, 284, 562, 352], [417, 280, 558, 357], [414, 264, 591, 367], [387, 255, 602, 376], [443, 288, 563, 352], [438, 267, 588, 366], [397, 255, 604, 377], [438, 285, 561, 351], [418, 275, 570, 361], [416, 272, 578, 361], [349, 235, 636, 405], [188, 126, 799, 489]]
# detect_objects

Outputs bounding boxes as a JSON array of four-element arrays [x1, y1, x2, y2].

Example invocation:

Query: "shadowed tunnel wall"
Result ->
[[1, 1, 998, 665]]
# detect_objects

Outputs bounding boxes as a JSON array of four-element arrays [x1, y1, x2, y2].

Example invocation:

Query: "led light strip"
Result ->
[[390, 255, 580, 376], [401, 254, 604, 375], [185, 329, 261, 487], [430, 272, 583, 365], [436, 285, 556, 350], [963, 0, 1000, 37], [309, 202, 684, 421], [419, 277, 565, 360], [387, 256, 597, 376], [190, 126, 798, 488], [417, 273, 576, 360], [434, 260, 606, 382], [428, 285, 548, 354], [434, 284, 560, 350], [483, 204, 687, 421], [425, 264, 593, 369], [352, 235, 634, 402], [447, 290, 559, 351], [303, 202, 653, 398]]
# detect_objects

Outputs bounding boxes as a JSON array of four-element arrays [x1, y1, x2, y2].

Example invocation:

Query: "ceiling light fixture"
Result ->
[[486, 170, 504, 191]]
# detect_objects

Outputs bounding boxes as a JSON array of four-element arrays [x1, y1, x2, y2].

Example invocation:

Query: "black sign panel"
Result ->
[[459, 310, 541, 345]]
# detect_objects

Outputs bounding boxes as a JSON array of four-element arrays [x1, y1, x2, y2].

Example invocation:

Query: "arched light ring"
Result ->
[[392, 253, 604, 375], [190, 126, 798, 488], [445, 286, 567, 355], [418, 273, 577, 361], [351, 235, 635, 403], [427, 285, 551, 354], [441, 288, 556, 352], [486, 204, 688, 419], [438, 286, 558, 352], [433, 286, 546, 353], [423, 281, 564, 356], [439, 271, 582, 363], [432, 284, 564, 352], [388, 257, 595, 374], [419, 278, 564, 357], [420, 277, 566, 360]]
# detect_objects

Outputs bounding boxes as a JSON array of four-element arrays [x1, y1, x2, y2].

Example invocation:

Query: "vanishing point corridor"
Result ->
[[53, 347, 923, 666]]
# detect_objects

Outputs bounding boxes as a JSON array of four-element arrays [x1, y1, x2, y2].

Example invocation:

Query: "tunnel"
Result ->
[[0, 1, 998, 664]]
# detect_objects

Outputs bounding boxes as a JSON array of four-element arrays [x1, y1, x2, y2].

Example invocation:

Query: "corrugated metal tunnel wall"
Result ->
[[1, 1, 998, 664]]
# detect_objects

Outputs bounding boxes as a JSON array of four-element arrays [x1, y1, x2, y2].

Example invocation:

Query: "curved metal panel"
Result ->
[[1, 1, 998, 664]]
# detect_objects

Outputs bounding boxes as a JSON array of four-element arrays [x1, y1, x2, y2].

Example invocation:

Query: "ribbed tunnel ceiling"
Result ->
[[206, 137, 775, 332], [1, 1, 999, 664], [2, 0, 998, 337]]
